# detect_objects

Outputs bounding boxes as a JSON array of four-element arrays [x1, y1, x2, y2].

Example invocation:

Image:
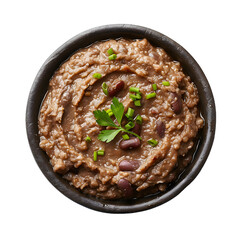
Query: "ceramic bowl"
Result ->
[[26, 24, 216, 213]]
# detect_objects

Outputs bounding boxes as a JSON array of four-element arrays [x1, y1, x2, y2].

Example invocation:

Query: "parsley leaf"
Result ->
[[97, 129, 122, 143], [93, 110, 117, 127], [93, 97, 142, 143], [111, 97, 124, 125]]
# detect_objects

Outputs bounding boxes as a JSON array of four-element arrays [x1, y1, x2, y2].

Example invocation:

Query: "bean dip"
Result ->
[[38, 39, 204, 199]]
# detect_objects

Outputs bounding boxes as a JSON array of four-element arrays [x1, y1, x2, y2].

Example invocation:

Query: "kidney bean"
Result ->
[[131, 123, 141, 136], [108, 80, 125, 97], [170, 92, 182, 114], [119, 137, 141, 150], [118, 178, 133, 197], [156, 120, 165, 138], [119, 160, 140, 171]]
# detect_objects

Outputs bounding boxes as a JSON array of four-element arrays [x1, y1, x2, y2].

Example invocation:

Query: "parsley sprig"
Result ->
[[93, 97, 142, 143]]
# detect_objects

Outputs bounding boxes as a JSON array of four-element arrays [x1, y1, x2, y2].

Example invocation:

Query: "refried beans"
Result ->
[[38, 39, 204, 199]]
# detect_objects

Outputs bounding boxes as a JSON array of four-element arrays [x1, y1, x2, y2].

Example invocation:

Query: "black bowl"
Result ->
[[26, 24, 216, 213]]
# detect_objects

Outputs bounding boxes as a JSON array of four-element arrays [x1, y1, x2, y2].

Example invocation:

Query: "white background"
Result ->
[[1, 0, 239, 239]]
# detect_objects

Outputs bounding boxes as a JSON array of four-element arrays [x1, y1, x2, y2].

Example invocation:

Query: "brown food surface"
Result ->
[[38, 39, 204, 199]]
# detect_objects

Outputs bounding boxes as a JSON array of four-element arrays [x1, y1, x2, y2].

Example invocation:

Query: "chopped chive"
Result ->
[[146, 92, 156, 99], [134, 100, 141, 106], [136, 93, 142, 99], [97, 150, 105, 156], [135, 115, 143, 125], [162, 81, 170, 86], [152, 84, 157, 91], [102, 82, 108, 96], [93, 73, 102, 79], [125, 107, 135, 119], [122, 134, 130, 140], [129, 87, 140, 93], [93, 151, 98, 161], [125, 121, 135, 130], [106, 109, 113, 117], [107, 48, 114, 56], [147, 139, 158, 147], [85, 136, 91, 142], [129, 94, 138, 101], [129, 93, 141, 101], [108, 54, 117, 60]]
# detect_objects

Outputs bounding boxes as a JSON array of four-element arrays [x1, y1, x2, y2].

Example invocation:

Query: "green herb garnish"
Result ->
[[93, 151, 98, 161], [93, 73, 102, 79], [93, 149, 105, 161], [102, 82, 108, 95], [97, 129, 122, 143], [146, 92, 156, 99], [129, 94, 138, 101], [134, 100, 141, 106], [135, 115, 143, 125], [129, 93, 142, 101], [125, 121, 135, 130], [109, 54, 117, 61], [125, 107, 134, 119], [106, 109, 113, 117], [93, 97, 141, 143], [162, 81, 170, 86], [122, 134, 130, 140], [85, 136, 91, 142], [107, 48, 114, 56], [147, 139, 158, 147], [152, 84, 157, 91], [93, 109, 117, 128], [97, 150, 105, 156], [136, 93, 142, 99], [129, 87, 140, 93], [111, 97, 125, 125]]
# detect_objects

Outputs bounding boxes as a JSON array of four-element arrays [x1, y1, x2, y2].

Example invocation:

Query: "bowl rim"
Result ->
[[26, 24, 216, 213]]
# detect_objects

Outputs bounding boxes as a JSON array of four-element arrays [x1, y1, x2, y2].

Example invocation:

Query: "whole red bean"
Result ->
[[170, 92, 182, 114], [108, 80, 125, 97], [119, 160, 139, 171], [119, 137, 141, 150], [118, 178, 133, 197], [156, 120, 165, 138], [131, 123, 141, 136]]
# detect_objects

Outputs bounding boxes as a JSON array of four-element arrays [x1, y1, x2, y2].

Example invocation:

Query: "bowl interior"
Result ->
[[26, 24, 216, 213]]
